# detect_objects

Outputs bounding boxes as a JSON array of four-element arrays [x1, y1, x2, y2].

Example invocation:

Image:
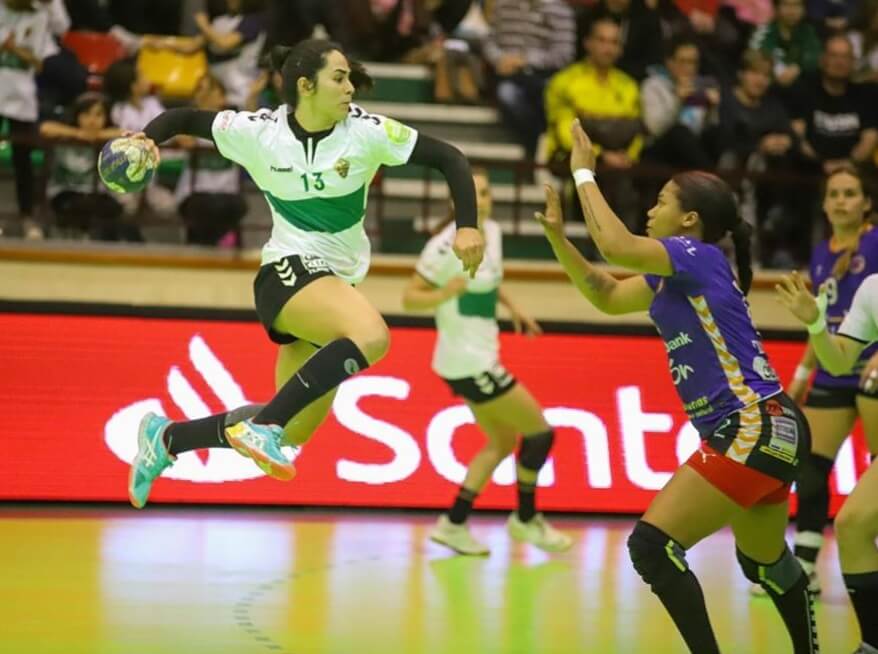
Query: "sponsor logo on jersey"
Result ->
[[753, 355, 779, 382], [669, 358, 695, 385], [270, 165, 294, 173], [384, 118, 412, 145], [334, 158, 350, 179], [664, 332, 692, 352]]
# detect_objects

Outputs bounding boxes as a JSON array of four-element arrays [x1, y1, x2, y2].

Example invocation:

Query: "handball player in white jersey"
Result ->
[[779, 272, 878, 654], [122, 39, 485, 509], [403, 168, 572, 555]]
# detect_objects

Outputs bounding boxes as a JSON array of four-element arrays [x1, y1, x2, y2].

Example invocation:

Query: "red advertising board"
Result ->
[[0, 311, 870, 513]]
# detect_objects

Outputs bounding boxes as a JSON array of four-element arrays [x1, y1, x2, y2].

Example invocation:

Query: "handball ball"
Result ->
[[98, 137, 155, 193]]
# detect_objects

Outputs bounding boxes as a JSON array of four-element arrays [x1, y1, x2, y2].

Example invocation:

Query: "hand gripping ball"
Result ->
[[97, 137, 156, 193]]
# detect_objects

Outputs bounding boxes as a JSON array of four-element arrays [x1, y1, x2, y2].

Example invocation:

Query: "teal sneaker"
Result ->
[[225, 419, 296, 481], [128, 412, 175, 509]]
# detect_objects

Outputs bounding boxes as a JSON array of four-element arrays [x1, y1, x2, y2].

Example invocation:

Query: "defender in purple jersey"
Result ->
[[779, 271, 878, 654], [537, 119, 819, 654], [784, 166, 878, 597]]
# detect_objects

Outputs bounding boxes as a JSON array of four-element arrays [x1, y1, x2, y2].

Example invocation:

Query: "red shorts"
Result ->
[[686, 443, 791, 508]]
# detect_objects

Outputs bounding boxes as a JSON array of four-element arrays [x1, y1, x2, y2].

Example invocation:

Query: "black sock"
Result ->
[[517, 480, 536, 522], [763, 567, 820, 653], [164, 404, 263, 456], [448, 487, 477, 524], [656, 570, 721, 654], [254, 338, 368, 427], [794, 453, 834, 565], [844, 571, 878, 648]]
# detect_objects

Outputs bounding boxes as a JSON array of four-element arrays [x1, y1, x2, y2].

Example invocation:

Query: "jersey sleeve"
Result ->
[[838, 273, 878, 344], [415, 228, 460, 287], [211, 109, 267, 167], [351, 106, 419, 167], [656, 236, 708, 288]]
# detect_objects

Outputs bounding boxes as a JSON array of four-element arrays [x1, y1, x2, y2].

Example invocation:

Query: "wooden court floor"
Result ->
[[0, 506, 861, 654]]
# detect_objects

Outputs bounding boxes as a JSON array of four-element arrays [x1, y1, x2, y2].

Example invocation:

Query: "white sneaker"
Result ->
[[429, 515, 489, 556], [853, 643, 878, 654], [22, 218, 44, 240], [507, 513, 573, 552]]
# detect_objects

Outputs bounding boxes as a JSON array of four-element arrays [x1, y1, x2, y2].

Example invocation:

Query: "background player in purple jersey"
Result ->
[[769, 166, 878, 597], [779, 272, 878, 654], [536, 119, 820, 653]]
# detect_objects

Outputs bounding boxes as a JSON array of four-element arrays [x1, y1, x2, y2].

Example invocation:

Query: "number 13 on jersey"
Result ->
[[301, 172, 325, 192]]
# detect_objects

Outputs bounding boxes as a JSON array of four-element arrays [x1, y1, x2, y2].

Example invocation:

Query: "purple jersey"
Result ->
[[810, 226, 878, 388], [645, 237, 782, 435]]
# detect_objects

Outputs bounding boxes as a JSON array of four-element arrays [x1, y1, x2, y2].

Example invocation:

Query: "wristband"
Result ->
[[806, 290, 829, 335], [793, 364, 812, 382], [573, 168, 596, 186]]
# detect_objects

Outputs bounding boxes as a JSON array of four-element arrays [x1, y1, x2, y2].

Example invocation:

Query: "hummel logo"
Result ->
[[274, 258, 297, 287], [104, 335, 299, 482], [271, 165, 294, 172]]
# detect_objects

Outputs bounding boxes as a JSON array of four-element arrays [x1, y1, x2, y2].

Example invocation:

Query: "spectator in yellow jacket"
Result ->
[[545, 18, 642, 172], [545, 18, 644, 230]]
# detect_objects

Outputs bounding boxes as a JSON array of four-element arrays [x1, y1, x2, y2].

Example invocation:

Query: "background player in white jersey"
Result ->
[[124, 39, 485, 509], [403, 169, 572, 555], [779, 272, 878, 654]]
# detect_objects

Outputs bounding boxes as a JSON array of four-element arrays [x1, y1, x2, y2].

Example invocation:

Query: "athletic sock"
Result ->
[[844, 571, 878, 648], [448, 487, 477, 525], [164, 404, 263, 456], [254, 337, 368, 427], [517, 480, 536, 522]]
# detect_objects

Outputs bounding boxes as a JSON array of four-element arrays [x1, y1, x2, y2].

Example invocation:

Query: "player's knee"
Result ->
[[483, 442, 513, 465], [627, 520, 690, 590], [347, 323, 391, 365], [836, 500, 878, 545], [518, 430, 554, 472], [736, 546, 803, 594]]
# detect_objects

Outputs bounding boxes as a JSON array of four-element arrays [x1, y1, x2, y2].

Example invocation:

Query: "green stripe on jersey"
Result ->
[[266, 185, 366, 233], [458, 289, 498, 319]]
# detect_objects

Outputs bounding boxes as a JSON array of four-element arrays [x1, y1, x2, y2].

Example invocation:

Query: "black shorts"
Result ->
[[253, 254, 335, 344], [441, 364, 518, 404], [703, 393, 810, 484], [805, 382, 878, 409]]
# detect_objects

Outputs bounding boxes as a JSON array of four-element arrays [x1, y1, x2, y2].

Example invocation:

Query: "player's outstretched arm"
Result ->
[[776, 271, 864, 375], [536, 184, 653, 315], [143, 109, 217, 145], [408, 134, 485, 277], [568, 120, 672, 276]]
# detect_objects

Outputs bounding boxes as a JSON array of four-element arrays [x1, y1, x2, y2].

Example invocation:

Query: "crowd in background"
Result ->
[[0, 0, 875, 267]]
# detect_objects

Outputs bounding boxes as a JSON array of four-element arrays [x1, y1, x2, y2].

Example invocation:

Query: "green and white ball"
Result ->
[[98, 137, 155, 193]]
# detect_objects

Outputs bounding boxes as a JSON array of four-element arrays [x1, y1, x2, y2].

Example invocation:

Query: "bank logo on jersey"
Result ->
[[334, 158, 350, 179], [384, 118, 412, 145]]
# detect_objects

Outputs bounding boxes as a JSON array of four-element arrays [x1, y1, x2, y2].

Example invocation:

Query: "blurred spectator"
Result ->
[[143, 0, 267, 108], [103, 58, 165, 137], [244, 67, 281, 111], [545, 17, 642, 229], [849, 0, 878, 83], [721, 0, 774, 28], [791, 34, 878, 174], [175, 74, 247, 247], [716, 49, 797, 266], [749, 0, 821, 89], [35, 0, 87, 118], [0, 0, 55, 239], [483, 0, 575, 159], [660, 0, 751, 84], [102, 57, 176, 219], [641, 35, 720, 169], [38, 92, 134, 240], [109, 0, 183, 36], [808, 0, 858, 37], [576, 0, 663, 81]]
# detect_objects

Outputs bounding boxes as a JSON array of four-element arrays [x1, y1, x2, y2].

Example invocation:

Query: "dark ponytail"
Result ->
[[730, 221, 754, 294], [672, 171, 753, 294], [263, 39, 374, 109]]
